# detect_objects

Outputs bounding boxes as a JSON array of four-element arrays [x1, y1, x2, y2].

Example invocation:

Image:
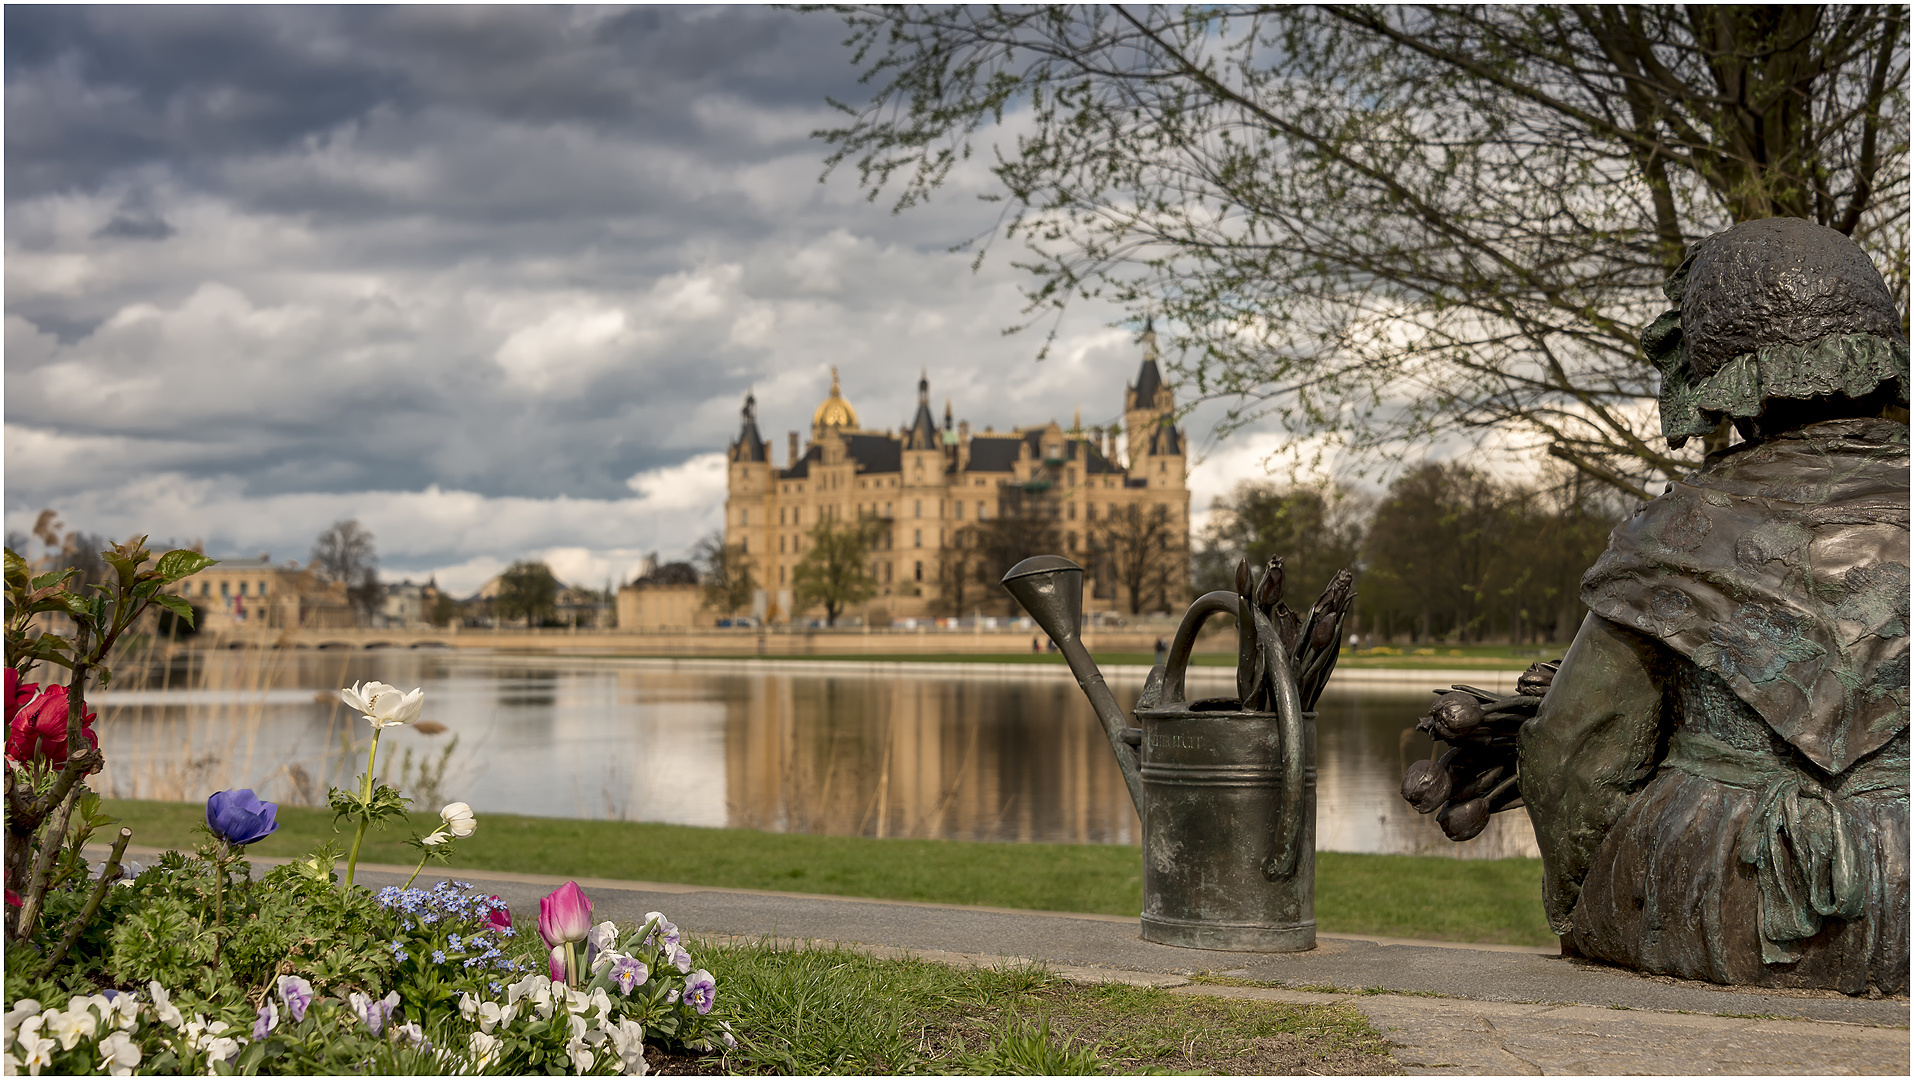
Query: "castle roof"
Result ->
[[903, 371, 940, 450], [731, 392, 767, 462], [1149, 418, 1183, 455], [812, 367, 859, 431]]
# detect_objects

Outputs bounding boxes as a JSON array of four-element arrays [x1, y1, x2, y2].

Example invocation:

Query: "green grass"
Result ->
[[102, 800, 1553, 947], [703, 941, 1400, 1075], [595, 644, 1567, 671]]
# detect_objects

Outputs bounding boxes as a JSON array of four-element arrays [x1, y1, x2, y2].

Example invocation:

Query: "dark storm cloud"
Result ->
[[4, 5, 863, 196], [4, 5, 1171, 591]]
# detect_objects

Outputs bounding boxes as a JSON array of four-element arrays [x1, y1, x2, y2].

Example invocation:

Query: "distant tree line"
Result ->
[[1198, 467, 1627, 645]]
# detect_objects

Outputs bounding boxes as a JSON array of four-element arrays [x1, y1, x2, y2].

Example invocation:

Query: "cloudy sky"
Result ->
[[5, 4, 1317, 595]]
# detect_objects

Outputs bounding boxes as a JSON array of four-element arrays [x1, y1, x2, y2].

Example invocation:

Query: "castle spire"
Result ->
[[732, 387, 767, 462], [906, 369, 939, 449]]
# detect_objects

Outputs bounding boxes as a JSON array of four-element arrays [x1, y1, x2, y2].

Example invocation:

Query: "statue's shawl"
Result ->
[[1583, 418, 1910, 774]]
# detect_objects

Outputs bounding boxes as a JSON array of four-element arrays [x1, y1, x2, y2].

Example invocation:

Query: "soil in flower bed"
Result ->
[[643, 1045, 728, 1076]]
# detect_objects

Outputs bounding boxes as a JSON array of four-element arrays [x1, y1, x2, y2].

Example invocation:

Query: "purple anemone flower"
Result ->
[[205, 788, 279, 847], [277, 976, 313, 1023], [610, 957, 650, 996], [683, 969, 716, 1015]]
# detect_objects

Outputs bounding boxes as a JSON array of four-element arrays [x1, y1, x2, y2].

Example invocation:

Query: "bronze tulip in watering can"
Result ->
[[1003, 554, 1354, 951]]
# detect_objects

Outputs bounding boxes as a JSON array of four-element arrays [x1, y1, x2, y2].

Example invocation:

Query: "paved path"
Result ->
[[328, 859, 1904, 1075]]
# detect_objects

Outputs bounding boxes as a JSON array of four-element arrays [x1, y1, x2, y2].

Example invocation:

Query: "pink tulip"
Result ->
[[549, 945, 568, 982], [537, 881, 593, 948]]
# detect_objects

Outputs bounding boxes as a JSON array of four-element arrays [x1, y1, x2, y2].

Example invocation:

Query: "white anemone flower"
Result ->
[[45, 1006, 95, 1051], [476, 1000, 515, 1035], [99, 1030, 142, 1076], [340, 681, 425, 728], [439, 802, 477, 838], [4, 999, 43, 1040], [203, 1036, 243, 1065], [146, 983, 183, 1029], [468, 1031, 502, 1070], [15, 1025, 54, 1076], [105, 995, 140, 1032], [608, 1018, 650, 1076]]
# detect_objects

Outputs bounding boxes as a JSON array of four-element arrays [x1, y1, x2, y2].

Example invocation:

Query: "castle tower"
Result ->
[[812, 367, 859, 440], [1124, 319, 1174, 467], [903, 370, 939, 450], [730, 391, 767, 463]]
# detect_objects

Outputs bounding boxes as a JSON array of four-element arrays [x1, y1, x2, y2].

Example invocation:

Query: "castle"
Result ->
[[722, 328, 1190, 623]]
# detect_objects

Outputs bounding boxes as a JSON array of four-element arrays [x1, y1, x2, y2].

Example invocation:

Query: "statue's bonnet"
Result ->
[[1641, 217, 1909, 449]]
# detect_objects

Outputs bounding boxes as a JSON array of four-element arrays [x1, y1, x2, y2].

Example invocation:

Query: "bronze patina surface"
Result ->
[[1515, 218, 1910, 995], [1004, 555, 1351, 952]]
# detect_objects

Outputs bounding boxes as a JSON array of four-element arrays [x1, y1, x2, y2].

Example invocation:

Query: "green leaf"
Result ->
[[101, 548, 139, 586], [29, 568, 78, 592], [156, 549, 218, 583], [153, 593, 198, 626]]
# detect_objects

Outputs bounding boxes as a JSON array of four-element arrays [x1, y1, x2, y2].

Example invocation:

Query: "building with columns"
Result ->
[[724, 329, 1190, 623]]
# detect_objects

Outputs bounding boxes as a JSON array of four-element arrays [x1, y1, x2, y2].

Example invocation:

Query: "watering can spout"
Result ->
[[1002, 556, 1144, 812]]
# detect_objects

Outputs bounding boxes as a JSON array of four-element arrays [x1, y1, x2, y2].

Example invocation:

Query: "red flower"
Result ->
[[5, 674, 99, 770]]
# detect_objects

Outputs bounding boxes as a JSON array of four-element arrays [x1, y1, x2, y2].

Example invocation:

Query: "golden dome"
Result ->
[[812, 367, 859, 431]]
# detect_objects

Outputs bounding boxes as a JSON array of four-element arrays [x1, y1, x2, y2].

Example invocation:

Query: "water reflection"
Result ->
[[722, 675, 1137, 844], [89, 652, 1534, 857]]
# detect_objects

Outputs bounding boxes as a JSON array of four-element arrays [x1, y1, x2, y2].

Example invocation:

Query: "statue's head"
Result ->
[[1642, 217, 1909, 448]]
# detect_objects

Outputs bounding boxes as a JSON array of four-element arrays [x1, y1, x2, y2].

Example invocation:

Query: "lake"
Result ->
[[90, 650, 1539, 858]]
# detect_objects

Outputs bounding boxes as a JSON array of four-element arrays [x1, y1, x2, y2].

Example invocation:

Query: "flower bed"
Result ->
[[5, 543, 728, 1074]]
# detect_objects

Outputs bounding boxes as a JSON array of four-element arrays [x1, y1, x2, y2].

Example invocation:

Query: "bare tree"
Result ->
[[1089, 503, 1182, 615], [692, 531, 757, 616], [819, 5, 1908, 492], [310, 518, 381, 624], [1194, 483, 1368, 599], [948, 496, 1063, 616]]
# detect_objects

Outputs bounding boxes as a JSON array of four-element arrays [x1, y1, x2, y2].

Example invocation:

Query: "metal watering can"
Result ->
[[1002, 554, 1351, 952]]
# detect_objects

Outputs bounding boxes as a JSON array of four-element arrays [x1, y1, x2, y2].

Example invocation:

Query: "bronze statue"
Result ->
[[1406, 217, 1909, 995]]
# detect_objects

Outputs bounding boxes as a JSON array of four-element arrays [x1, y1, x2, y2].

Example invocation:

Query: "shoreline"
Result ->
[[447, 653, 1524, 689]]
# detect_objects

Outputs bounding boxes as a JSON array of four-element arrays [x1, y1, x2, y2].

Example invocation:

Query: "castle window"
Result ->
[[1086, 503, 1096, 521], [914, 530, 922, 548], [1068, 503, 1076, 520], [258, 581, 268, 595], [741, 537, 748, 554], [780, 537, 786, 554], [780, 566, 786, 584], [914, 500, 922, 518], [1067, 532, 1077, 551], [742, 509, 749, 526], [221, 582, 230, 597], [884, 502, 891, 517], [954, 502, 963, 520], [914, 561, 923, 582], [239, 582, 248, 596], [977, 502, 986, 519]]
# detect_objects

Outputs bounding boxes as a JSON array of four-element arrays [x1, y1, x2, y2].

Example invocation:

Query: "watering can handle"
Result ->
[[1162, 591, 1308, 881]]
